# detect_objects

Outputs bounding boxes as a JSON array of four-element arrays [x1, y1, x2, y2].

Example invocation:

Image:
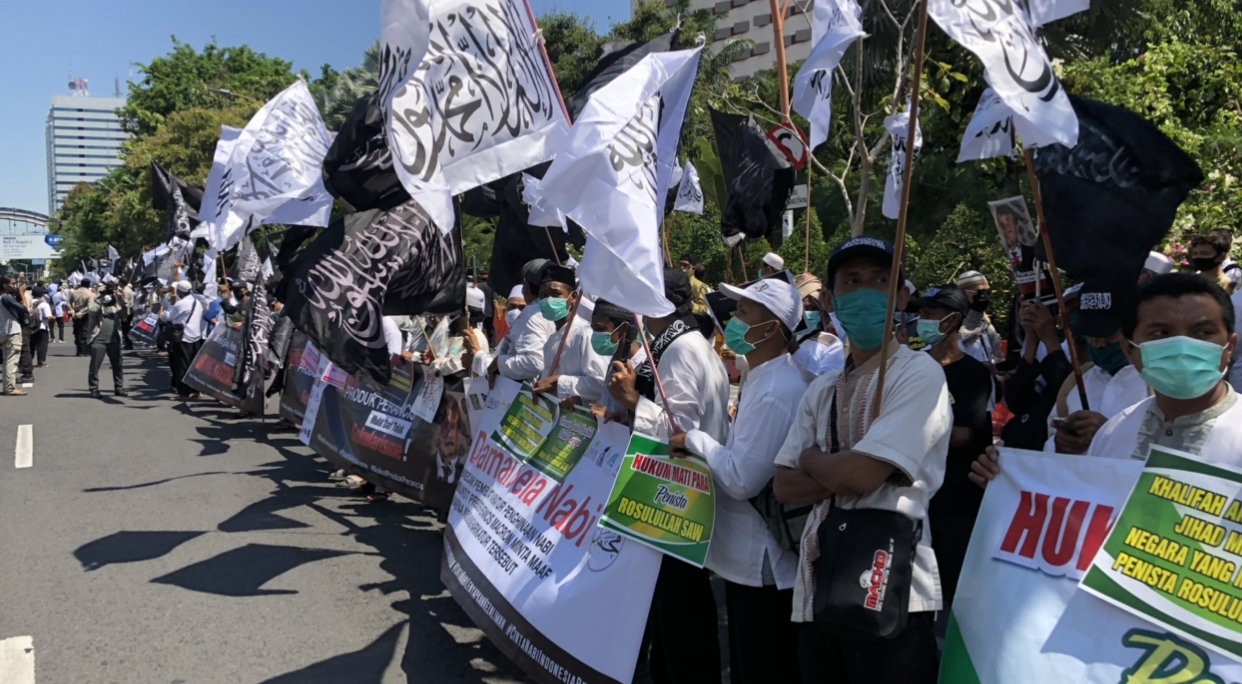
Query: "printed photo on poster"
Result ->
[[987, 196, 1056, 305]]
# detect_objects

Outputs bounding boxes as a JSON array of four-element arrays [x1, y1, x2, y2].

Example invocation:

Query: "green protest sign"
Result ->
[[1083, 447, 1242, 660], [523, 407, 598, 483], [599, 433, 715, 567], [491, 384, 559, 460]]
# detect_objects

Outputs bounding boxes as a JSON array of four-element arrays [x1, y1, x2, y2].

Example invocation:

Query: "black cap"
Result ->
[[826, 237, 898, 288], [522, 258, 551, 288], [593, 298, 634, 323], [909, 284, 970, 318], [540, 264, 577, 289], [1075, 272, 1129, 338], [664, 268, 693, 316]]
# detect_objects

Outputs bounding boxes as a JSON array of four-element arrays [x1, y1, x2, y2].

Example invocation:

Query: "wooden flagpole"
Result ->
[[545, 294, 581, 377], [804, 161, 814, 273], [1023, 147, 1090, 410], [769, 0, 792, 116], [873, 0, 931, 413], [635, 314, 681, 435]]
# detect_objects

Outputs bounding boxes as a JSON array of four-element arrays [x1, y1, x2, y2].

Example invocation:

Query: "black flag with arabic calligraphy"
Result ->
[[710, 109, 796, 247], [281, 199, 462, 387], [1033, 96, 1203, 336], [151, 161, 204, 242]]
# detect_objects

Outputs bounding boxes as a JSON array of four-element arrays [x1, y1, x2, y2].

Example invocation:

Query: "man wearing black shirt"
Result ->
[[909, 285, 992, 615]]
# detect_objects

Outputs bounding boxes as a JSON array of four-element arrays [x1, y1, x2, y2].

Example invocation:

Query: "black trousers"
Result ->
[[725, 582, 800, 684], [88, 341, 124, 393], [797, 613, 939, 684], [53, 316, 64, 342], [18, 324, 33, 377], [73, 317, 89, 355], [31, 329, 49, 365], [649, 557, 722, 684], [121, 315, 134, 349], [170, 340, 202, 397]]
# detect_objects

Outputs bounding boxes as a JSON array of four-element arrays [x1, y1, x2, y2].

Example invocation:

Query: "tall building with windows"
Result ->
[[45, 91, 129, 214], [634, 0, 814, 79]]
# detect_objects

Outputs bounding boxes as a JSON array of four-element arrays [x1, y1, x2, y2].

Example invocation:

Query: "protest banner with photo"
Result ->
[[182, 324, 265, 415], [128, 311, 160, 346], [940, 448, 1242, 683], [442, 377, 662, 684], [987, 196, 1056, 306], [600, 433, 715, 567], [298, 357, 471, 511], [1081, 447, 1242, 660], [278, 332, 319, 425]]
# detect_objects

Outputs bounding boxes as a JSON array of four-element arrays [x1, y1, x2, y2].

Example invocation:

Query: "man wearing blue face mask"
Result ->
[[773, 237, 951, 684], [908, 284, 992, 619], [530, 266, 609, 406]]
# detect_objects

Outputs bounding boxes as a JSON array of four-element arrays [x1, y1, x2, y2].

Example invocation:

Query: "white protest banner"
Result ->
[[443, 377, 661, 684], [412, 369, 445, 424], [791, 0, 865, 151], [940, 448, 1242, 683], [384, 0, 571, 233], [538, 48, 702, 317], [882, 107, 921, 220], [928, 0, 1078, 147]]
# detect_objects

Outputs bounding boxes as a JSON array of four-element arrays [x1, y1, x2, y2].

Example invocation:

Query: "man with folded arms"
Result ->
[[774, 237, 950, 684]]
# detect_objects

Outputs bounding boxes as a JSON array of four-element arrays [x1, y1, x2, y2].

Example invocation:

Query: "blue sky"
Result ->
[[0, 0, 631, 218]]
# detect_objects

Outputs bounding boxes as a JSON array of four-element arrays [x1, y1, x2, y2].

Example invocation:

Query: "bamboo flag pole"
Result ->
[[1023, 147, 1090, 410], [545, 294, 581, 377], [635, 314, 681, 435], [769, 0, 792, 116], [873, 0, 931, 413], [804, 161, 814, 273]]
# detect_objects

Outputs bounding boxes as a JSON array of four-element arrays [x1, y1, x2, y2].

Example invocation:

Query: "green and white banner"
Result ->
[[1083, 446, 1242, 661], [599, 433, 715, 567], [941, 448, 1242, 683]]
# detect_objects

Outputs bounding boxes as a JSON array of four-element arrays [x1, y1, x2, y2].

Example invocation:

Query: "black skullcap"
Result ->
[[522, 258, 551, 288], [593, 298, 634, 323], [678, 253, 697, 265], [540, 264, 577, 289], [664, 268, 693, 317]]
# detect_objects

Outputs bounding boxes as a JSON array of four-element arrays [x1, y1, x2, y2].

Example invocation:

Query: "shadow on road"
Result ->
[[150, 542, 355, 597], [73, 531, 206, 571]]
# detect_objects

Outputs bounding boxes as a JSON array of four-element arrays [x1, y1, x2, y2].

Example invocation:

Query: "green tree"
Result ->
[[119, 39, 299, 136]]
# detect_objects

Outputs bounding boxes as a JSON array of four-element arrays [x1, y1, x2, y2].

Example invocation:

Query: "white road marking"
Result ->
[[0, 636, 35, 684], [15, 425, 33, 469]]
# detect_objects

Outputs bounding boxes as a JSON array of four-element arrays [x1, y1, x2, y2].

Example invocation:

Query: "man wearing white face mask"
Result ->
[[974, 274, 1242, 487]]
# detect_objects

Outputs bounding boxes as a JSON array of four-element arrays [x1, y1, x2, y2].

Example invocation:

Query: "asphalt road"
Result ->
[[0, 340, 534, 684]]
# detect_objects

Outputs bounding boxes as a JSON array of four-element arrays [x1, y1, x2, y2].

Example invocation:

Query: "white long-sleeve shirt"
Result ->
[[686, 354, 806, 589], [541, 316, 610, 404], [1043, 364, 1149, 453], [632, 331, 730, 444], [494, 302, 555, 381]]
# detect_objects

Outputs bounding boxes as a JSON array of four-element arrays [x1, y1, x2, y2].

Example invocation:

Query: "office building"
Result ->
[[636, 0, 814, 79], [45, 90, 129, 214]]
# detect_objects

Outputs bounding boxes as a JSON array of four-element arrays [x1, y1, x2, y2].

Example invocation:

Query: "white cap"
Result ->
[[174, 281, 192, 293], [507, 284, 526, 301], [1145, 251, 1175, 275], [466, 286, 486, 309], [719, 278, 803, 330], [762, 252, 784, 270]]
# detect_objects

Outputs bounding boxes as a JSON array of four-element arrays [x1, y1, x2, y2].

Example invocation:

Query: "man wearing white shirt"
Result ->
[[162, 280, 205, 400], [382, 316, 404, 358], [790, 273, 845, 383], [669, 277, 806, 684], [530, 266, 609, 405], [774, 238, 950, 684], [485, 259, 555, 383], [607, 267, 730, 684]]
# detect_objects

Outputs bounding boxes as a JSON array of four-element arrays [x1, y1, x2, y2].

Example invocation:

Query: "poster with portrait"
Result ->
[[987, 196, 1056, 305]]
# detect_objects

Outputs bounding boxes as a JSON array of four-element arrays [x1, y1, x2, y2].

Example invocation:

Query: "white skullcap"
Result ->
[[762, 252, 784, 270], [1145, 251, 1175, 275], [174, 281, 192, 293], [466, 286, 486, 309], [507, 285, 526, 301], [957, 270, 988, 288]]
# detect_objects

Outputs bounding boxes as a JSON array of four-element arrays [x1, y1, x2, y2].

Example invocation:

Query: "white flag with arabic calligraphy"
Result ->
[[537, 48, 702, 317], [882, 107, 922, 220], [791, 0, 864, 151], [213, 82, 333, 251], [957, 81, 1069, 163], [673, 160, 704, 214], [382, 0, 572, 234], [928, 0, 1078, 148]]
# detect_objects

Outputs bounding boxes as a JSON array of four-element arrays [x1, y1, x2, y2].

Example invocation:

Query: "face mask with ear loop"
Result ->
[[724, 317, 779, 355], [1134, 336, 1229, 400], [916, 315, 954, 347]]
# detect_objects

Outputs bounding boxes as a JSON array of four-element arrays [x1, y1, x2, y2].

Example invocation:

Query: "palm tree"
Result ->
[[317, 41, 382, 131]]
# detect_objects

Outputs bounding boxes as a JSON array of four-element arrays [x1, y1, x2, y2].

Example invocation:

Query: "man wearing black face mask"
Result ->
[[956, 271, 1003, 369], [1191, 230, 1236, 295]]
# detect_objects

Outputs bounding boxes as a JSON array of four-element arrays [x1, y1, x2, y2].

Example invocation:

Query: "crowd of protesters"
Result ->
[[6, 225, 1242, 684]]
